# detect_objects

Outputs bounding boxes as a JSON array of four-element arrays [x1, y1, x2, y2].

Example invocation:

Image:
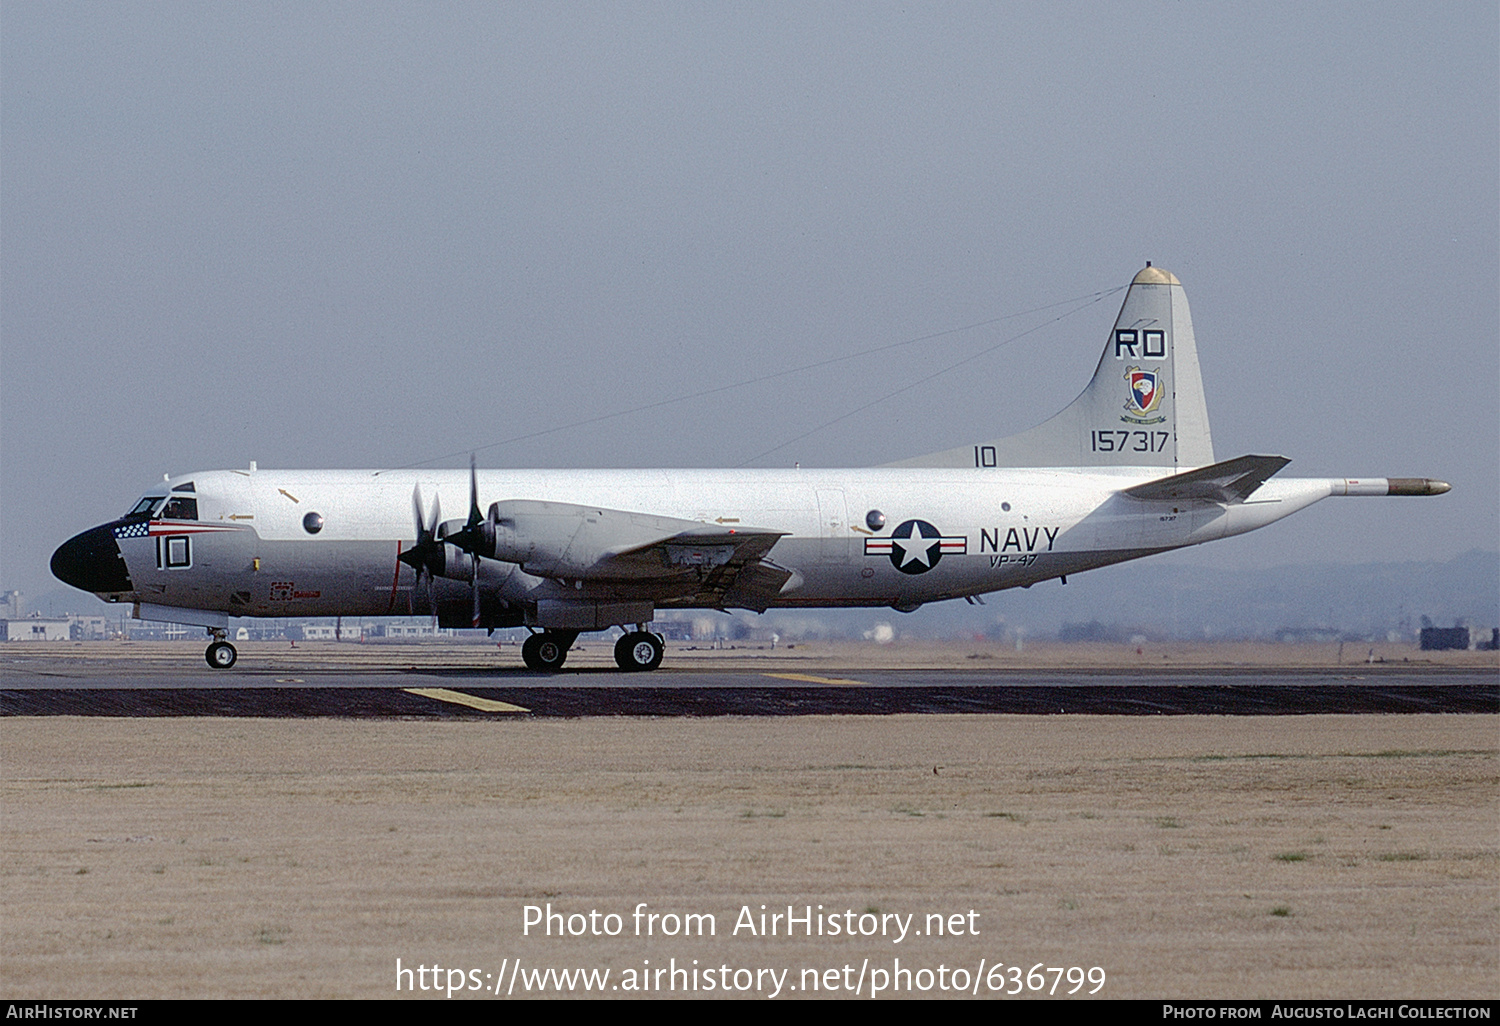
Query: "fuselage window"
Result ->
[[159, 496, 198, 520]]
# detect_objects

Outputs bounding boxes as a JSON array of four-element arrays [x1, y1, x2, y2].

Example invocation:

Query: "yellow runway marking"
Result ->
[[762, 673, 872, 687], [403, 687, 530, 713]]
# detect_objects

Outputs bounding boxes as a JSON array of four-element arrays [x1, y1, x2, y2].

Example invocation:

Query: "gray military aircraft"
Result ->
[[52, 265, 1449, 671]]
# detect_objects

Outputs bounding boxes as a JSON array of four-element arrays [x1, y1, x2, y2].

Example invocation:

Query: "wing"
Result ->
[[606, 524, 793, 612], [483, 500, 792, 611]]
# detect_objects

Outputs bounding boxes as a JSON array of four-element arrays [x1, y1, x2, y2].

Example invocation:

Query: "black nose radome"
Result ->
[[51, 523, 133, 595]]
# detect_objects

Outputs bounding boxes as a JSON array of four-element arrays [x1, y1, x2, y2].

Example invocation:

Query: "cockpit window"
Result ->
[[159, 496, 198, 520], [171, 481, 195, 493], [126, 496, 165, 518]]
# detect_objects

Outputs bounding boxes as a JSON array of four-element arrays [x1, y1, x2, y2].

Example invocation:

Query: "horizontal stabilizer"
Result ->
[[1124, 454, 1291, 503]]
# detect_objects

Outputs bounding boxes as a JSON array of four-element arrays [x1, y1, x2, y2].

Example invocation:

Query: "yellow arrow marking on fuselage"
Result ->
[[403, 687, 530, 713], [762, 673, 871, 687]]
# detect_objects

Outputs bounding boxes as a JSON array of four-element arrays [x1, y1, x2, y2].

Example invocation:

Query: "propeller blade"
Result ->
[[397, 483, 450, 623], [398, 485, 427, 571], [470, 553, 481, 628], [467, 457, 485, 628], [447, 455, 490, 557], [468, 454, 481, 527], [396, 479, 489, 630]]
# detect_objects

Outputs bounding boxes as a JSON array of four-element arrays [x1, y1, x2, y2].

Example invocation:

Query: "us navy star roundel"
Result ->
[[864, 519, 967, 574]]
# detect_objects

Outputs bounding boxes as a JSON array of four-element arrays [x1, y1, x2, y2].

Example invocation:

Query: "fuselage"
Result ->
[[53, 464, 1339, 623]]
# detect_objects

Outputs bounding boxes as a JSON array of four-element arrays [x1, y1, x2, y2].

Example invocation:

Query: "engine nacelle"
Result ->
[[483, 501, 626, 578], [426, 521, 476, 581], [469, 500, 753, 581]]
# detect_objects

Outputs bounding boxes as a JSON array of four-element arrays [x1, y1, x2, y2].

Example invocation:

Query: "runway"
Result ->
[[3, 647, 1494, 716]]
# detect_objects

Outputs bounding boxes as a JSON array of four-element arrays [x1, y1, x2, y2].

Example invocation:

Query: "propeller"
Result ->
[[441, 456, 495, 628], [397, 485, 444, 624]]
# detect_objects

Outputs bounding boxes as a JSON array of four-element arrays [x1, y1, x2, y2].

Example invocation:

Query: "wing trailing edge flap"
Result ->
[[714, 559, 795, 613], [598, 521, 786, 574], [1123, 454, 1291, 503], [604, 522, 794, 612]]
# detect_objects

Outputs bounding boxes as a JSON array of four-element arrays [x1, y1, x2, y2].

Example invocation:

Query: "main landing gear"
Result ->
[[614, 630, 664, 672], [519, 628, 664, 671], [205, 629, 237, 669], [521, 630, 578, 671]]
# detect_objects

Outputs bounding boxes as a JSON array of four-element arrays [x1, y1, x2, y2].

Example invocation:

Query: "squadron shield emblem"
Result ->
[[1122, 366, 1166, 424], [864, 519, 967, 574]]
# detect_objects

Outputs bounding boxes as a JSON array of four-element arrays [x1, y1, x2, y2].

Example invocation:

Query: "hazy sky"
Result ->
[[4, 2, 1496, 608]]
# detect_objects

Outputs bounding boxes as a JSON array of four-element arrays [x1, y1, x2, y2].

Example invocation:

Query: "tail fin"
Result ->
[[888, 265, 1215, 469]]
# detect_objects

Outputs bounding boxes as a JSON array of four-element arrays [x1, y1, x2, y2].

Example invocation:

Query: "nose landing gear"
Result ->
[[205, 630, 237, 669]]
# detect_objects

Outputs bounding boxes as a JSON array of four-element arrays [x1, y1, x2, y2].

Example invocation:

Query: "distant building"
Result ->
[[125, 621, 197, 641], [67, 615, 111, 640], [1420, 626, 1470, 651], [1, 613, 115, 640], [1058, 620, 1125, 643], [2, 616, 70, 641], [376, 623, 455, 639], [300, 624, 365, 641], [654, 620, 695, 641]]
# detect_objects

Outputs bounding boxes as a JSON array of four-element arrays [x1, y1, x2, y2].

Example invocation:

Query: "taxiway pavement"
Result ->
[[3, 646, 1493, 716]]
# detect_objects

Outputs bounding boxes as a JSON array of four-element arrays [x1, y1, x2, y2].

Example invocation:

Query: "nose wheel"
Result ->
[[614, 631, 664, 672], [205, 641, 237, 669]]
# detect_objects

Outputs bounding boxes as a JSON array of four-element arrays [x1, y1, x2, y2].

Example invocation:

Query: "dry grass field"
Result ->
[[2, 711, 1495, 999]]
